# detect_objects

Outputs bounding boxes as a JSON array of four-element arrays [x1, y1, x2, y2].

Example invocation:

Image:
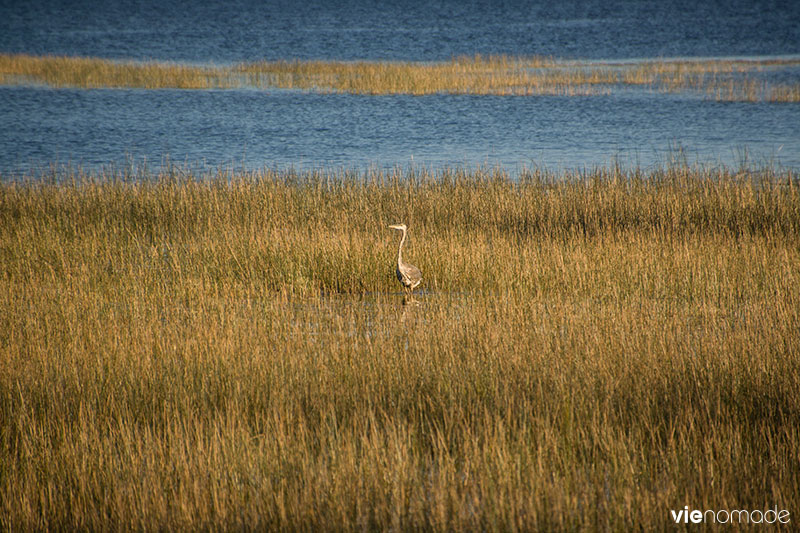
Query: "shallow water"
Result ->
[[270, 290, 466, 348], [1, 0, 799, 177], [2, 85, 798, 177]]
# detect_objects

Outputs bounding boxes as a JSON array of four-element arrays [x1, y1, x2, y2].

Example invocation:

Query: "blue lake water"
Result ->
[[1, 0, 799, 177]]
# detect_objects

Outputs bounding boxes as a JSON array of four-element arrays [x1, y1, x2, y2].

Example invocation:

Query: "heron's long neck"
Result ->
[[397, 229, 406, 265]]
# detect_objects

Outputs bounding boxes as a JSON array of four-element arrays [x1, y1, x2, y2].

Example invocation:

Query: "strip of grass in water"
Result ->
[[0, 53, 237, 89], [1, 164, 799, 530], [2, 52, 799, 101]]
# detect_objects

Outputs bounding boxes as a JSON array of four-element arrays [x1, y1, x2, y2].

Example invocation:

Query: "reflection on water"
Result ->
[[283, 290, 470, 342]]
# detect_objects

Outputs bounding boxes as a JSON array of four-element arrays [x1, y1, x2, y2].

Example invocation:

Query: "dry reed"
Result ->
[[0, 53, 233, 89], [1, 164, 799, 530], [2, 53, 798, 101]]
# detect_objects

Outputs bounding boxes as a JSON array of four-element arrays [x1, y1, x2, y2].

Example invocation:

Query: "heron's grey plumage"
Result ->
[[389, 223, 422, 293]]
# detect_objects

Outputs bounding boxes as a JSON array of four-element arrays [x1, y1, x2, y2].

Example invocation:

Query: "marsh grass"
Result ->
[[1, 164, 799, 530], [235, 55, 606, 96], [0, 53, 237, 89], [3, 53, 799, 101]]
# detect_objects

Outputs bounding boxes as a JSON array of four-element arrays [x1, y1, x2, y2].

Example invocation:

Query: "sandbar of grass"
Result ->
[[1, 164, 799, 530]]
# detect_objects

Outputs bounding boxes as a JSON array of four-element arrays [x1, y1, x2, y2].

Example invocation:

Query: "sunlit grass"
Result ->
[[0, 53, 236, 89], [1, 163, 799, 530], [2, 52, 799, 101], [235, 55, 608, 96]]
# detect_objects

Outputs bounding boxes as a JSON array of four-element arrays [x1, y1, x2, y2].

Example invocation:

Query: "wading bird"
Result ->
[[389, 223, 422, 295]]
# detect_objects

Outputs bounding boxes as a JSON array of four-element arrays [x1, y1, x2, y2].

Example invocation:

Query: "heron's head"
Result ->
[[389, 223, 407, 232]]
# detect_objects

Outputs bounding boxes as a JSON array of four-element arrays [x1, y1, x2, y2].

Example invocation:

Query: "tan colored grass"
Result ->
[[1, 164, 799, 530], [2, 53, 798, 100], [0, 53, 234, 89], [235, 55, 610, 96], [770, 83, 800, 103]]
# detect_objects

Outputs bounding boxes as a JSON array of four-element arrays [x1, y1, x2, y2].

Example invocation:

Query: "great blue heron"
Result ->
[[389, 223, 422, 295]]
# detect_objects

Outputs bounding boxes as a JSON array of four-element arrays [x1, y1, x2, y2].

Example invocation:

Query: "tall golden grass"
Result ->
[[1, 164, 799, 530], [2, 53, 799, 101]]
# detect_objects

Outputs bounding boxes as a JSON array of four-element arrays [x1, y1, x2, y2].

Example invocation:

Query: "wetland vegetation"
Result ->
[[1, 164, 799, 530], [2, 52, 799, 101]]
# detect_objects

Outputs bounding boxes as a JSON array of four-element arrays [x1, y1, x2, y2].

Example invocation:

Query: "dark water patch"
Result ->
[[2, 0, 798, 63]]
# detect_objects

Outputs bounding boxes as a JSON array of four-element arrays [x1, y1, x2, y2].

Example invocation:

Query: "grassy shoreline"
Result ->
[[1, 165, 799, 530], [2, 52, 799, 101]]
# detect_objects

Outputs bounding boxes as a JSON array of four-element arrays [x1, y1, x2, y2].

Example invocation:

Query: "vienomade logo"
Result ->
[[670, 505, 790, 525]]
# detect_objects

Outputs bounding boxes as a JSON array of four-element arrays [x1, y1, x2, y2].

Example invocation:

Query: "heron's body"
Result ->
[[389, 224, 422, 294]]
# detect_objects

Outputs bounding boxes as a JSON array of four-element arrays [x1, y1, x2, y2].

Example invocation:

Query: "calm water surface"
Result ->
[[1, 0, 799, 177], [3, 0, 798, 62]]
